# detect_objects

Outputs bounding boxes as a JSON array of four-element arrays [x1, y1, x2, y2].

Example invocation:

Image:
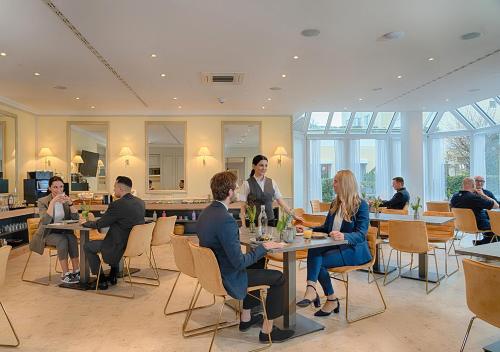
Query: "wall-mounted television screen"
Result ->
[[80, 150, 99, 177]]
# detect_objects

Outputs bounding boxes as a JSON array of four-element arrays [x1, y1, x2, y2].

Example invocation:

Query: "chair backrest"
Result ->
[[423, 211, 455, 239], [366, 226, 378, 266], [381, 208, 408, 215], [189, 242, 228, 297], [170, 235, 196, 278], [463, 259, 500, 328], [486, 210, 500, 236], [426, 202, 450, 212], [319, 202, 331, 212], [27, 217, 41, 242], [294, 208, 305, 218], [123, 222, 156, 257], [300, 213, 326, 227], [151, 216, 177, 246], [0, 245, 11, 286], [310, 200, 321, 213], [388, 220, 429, 253], [451, 208, 479, 233], [402, 202, 409, 211]]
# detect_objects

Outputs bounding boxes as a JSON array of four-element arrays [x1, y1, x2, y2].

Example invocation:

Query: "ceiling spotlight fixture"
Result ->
[[160, 73, 166, 77], [261, 106, 265, 109], [301, 29, 320, 37], [358, 98, 364, 101], [267, 98, 272, 101], [377, 31, 405, 41], [34, 72, 40, 76], [178, 105, 182, 109], [270, 87, 282, 91], [173, 97, 178, 100], [445, 98, 450, 102], [427, 57, 435, 61], [0, 52, 6, 57], [75, 97, 80, 100], [461, 32, 481, 40], [281, 74, 287, 78], [151, 53, 157, 58], [293, 55, 299, 60], [397, 75, 403, 79], [90, 105, 95, 109]]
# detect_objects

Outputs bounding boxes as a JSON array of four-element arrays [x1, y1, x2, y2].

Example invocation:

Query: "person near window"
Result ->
[[31, 176, 80, 284], [379, 176, 410, 209], [474, 175, 498, 203], [296, 170, 371, 316], [450, 177, 499, 245], [196, 171, 294, 343]]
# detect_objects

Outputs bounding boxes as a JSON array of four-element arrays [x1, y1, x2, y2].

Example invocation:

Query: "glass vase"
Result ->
[[249, 222, 256, 233]]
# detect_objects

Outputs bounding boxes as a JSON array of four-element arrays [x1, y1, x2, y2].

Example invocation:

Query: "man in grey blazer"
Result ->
[[82, 176, 145, 289]]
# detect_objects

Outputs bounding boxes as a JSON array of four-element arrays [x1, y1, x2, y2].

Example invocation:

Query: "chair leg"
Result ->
[[164, 274, 216, 316], [347, 268, 387, 323], [151, 244, 179, 273], [460, 316, 476, 352], [0, 300, 20, 347], [21, 250, 52, 286], [383, 249, 399, 286], [96, 257, 135, 299], [128, 253, 160, 286], [247, 289, 272, 351], [445, 241, 460, 277], [425, 250, 440, 294]]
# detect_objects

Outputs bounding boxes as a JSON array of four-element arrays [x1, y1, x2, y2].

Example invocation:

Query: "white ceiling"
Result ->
[[1, 0, 500, 115]]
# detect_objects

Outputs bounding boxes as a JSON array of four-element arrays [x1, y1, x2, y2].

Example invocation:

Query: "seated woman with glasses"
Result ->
[[296, 169, 371, 316]]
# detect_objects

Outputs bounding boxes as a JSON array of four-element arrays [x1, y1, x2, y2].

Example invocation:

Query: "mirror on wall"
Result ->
[[146, 122, 186, 192], [0, 112, 17, 194], [222, 122, 261, 187], [68, 122, 108, 193]]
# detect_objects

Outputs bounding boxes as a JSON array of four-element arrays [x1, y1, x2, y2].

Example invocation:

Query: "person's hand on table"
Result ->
[[329, 231, 345, 241], [78, 217, 87, 225], [263, 241, 285, 250]]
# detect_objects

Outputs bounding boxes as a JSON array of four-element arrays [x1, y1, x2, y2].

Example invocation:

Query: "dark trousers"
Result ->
[[243, 269, 285, 320], [84, 240, 119, 276]]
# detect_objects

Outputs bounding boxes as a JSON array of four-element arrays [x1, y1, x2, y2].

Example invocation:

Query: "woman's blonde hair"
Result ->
[[330, 169, 361, 222]]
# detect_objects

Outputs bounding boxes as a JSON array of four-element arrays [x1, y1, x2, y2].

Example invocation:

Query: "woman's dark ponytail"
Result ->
[[250, 155, 268, 177]]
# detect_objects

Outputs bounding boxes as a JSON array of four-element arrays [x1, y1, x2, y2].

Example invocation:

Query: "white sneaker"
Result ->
[[61, 272, 79, 284]]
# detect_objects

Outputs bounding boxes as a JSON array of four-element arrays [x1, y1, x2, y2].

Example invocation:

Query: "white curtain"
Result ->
[[334, 139, 344, 173], [471, 134, 486, 178], [376, 139, 390, 199], [430, 138, 446, 200], [293, 131, 306, 210], [392, 138, 402, 177], [350, 140, 361, 183], [308, 140, 322, 205]]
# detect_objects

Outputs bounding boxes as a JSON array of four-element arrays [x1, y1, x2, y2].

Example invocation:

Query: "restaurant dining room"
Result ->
[[0, 1, 499, 351]]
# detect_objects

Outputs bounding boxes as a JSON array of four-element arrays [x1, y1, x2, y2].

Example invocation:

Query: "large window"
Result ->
[[359, 139, 376, 197], [485, 132, 500, 198], [444, 136, 470, 198], [319, 140, 336, 202]]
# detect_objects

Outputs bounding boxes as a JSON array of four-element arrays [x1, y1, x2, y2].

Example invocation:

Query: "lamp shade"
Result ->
[[39, 147, 53, 157], [274, 146, 288, 156], [198, 146, 212, 157], [72, 155, 84, 164], [119, 147, 133, 157], [97, 159, 104, 168]]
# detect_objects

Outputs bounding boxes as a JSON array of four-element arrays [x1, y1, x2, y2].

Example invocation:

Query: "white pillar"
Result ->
[[400, 111, 424, 203]]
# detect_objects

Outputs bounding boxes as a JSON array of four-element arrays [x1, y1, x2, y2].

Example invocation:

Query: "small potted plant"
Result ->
[[276, 208, 293, 242], [372, 197, 383, 217], [81, 203, 91, 221], [411, 196, 422, 219], [246, 204, 257, 233]]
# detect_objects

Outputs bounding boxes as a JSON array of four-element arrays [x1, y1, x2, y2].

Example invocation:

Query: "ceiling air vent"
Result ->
[[201, 72, 244, 85]]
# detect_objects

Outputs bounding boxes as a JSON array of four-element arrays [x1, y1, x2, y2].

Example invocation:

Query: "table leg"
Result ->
[[364, 221, 396, 275], [79, 229, 89, 284], [401, 253, 444, 283]]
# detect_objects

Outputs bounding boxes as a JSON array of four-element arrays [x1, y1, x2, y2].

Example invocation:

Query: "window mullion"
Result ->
[[324, 112, 333, 134], [473, 103, 496, 126], [428, 112, 444, 134], [451, 110, 473, 130], [345, 112, 355, 133], [366, 112, 377, 134]]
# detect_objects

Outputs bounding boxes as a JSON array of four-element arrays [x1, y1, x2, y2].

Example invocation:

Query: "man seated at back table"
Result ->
[[379, 176, 410, 210], [474, 175, 498, 203], [82, 176, 145, 289], [450, 177, 499, 245]]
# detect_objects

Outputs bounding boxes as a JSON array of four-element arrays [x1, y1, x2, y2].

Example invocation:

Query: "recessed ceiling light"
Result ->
[[397, 75, 403, 79], [358, 98, 364, 101], [0, 52, 6, 57], [281, 74, 287, 78], [461, 32, 481, 40], [151, 54, 157, 58], [301, 29, 320, 37], [269, 87, 282, 91], [267, 98, 272, 101], [160, 73, 166, 77], [178, 105, 182, 109], [90, 105, 95, 109], [53, 85, 67, 90], [427, 57, 435, 61], [261, 106, 265, 109], [445, 98, 450, 102], [33, 72, 40, 76], [75, 97, 80, 100], [378, 31, 405, 41], [173, 97, 178, 100], [343, 107, 348, 110], [293, 55, 299, 60]]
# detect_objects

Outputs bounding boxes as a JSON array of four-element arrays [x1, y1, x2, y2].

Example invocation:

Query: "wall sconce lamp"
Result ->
[[97, 159, 104, 169], [39, 147, 54, 171], [197, 146, 212, 166], [119, 147, 133, 166], [274, 146, 288, 166], [71, 155, 84, 173]]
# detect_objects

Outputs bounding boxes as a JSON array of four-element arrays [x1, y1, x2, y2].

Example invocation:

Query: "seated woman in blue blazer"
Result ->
[[297, 169, 371, 316]]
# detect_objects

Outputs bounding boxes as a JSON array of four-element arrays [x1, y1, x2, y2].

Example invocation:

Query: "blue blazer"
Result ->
[[196, 201, 267, 300], [313, 199, 371, 265]]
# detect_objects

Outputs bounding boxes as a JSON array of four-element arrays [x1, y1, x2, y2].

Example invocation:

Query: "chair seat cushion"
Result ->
[[247, 285, 269, 291], [328, 262, 371, 274], [266, 250, 307, 262]]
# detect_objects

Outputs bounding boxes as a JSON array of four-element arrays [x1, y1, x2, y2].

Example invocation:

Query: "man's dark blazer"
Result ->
[[196, 201, 267, 300], [83, 193, 145, 265]]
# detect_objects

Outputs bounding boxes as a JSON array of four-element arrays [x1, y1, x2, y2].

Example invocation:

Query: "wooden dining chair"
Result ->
[[0, 245, 20, 347], [297, 214, 326, 228], [95, 222, 157, 298], [328, 226, 387, 323], [426, 202, 450, 212], [452, 208, 490, 246], [163, 234, 216, 321], [310, 200, 330, 213], [188, 242, 271, 352], [486, 210, 500, 243], [383, 220, 440, 294], [460, 259, 500, 352], [21, 217, 60, 285], [423, 211, 459, 276]]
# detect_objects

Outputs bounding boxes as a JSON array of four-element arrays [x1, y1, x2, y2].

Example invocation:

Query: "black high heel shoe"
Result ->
[[296, 285, 321, 308], [314, 298, 340, 316]]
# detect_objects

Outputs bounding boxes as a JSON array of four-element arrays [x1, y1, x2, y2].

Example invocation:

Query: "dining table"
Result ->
[[239, 227, 347, 339]]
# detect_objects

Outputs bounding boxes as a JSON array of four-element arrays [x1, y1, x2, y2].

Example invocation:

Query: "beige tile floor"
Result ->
[[0, 239, 498, 352]]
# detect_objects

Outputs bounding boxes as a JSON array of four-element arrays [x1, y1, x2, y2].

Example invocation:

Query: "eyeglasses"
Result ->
[[475, 180, 485, 183]]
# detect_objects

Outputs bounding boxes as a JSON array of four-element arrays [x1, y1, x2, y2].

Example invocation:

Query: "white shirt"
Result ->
[[238, 175, 282, 202], [332, 205, 343, 232], [53, 202, 65, 223]]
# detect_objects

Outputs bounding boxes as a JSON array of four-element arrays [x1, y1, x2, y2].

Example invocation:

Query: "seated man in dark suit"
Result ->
[[82, 176, 145, 289], [380, 176, 410, 209], [450, 177, 499, 245], [197, 171, 294, 343], [474, 175, 498, 203]]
